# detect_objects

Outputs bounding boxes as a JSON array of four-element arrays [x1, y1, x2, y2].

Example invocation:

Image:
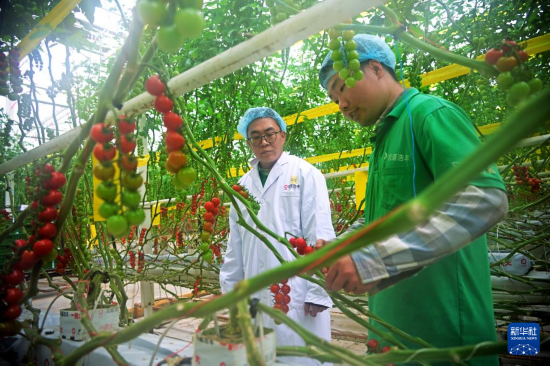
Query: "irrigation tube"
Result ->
[[0, 0, 381, 175]]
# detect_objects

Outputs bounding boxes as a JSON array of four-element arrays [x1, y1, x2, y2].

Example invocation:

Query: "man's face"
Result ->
[[327, 61, 388, 127], [246, 118, 286, 168]]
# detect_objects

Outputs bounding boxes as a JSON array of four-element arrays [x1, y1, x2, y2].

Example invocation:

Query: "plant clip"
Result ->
[[249, 297, 260, 318]]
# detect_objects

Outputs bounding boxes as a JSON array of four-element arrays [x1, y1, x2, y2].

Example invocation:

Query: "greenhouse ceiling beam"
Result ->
[[0, 0, 381, 176]]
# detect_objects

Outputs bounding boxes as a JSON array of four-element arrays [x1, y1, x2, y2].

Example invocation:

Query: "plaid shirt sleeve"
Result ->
[[349, 186, 508, 294]]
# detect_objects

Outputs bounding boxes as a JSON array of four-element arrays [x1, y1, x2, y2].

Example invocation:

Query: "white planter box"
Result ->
[[59, 305, 119, 341], [193, 327, 276, 366]]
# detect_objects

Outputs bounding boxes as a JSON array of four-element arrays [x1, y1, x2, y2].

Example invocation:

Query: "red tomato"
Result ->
[[204, 201, 215, 212], [289, 238, 297, 247], [304, 246, 315, 255], [33, 239, 54, 257], [41, 190, 63, 206], [517, 50, 529, 63], [16, 250, 39, 270], [232, 184, 242, 192], [484, 48, 502, 65], [496, 56, 518, 72], [43, 171, 66, 190], [211, 197, 221, 207], [203, 222, 214, 233], [3, 305, 22, 321], [120, 154, 138, 171], [274, 293, 285, 304], [145, 75, 166, 96], [167, 151, 187, 169], [5, 269, 24, 286], [38, 207, 58, 223], [367, 339, 379, 352], [502, 39, 518, 53], [12, 239, 28, 253], [90, 123, 114, 143], [281, 304, 289, 313], [118, 135, 137, 154], [381, 346, 391, 353], [270, 284, 280, 293], [295, 238, 306, 249], [211, 207, 219, 217], [283, 295, 291, 305], [165, 160, 181, 174], [165, 131, 185, 152], [154, 94, 173, 113], [93, 143, 117, 162], [4, 288, 24, 305], [281, 284, 291, 294], [296, 247, 305, 255], [163, 112, 183, 131], [204, 212, 214, 222], [118, 115, 136, 134], [37, 223, 57, 239]]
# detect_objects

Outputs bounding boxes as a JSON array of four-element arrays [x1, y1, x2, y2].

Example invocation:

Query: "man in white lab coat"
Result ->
[[220, 107, 334, 366]]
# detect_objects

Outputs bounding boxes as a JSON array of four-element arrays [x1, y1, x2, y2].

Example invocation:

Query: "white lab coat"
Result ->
[[220, 152, 335, 366]]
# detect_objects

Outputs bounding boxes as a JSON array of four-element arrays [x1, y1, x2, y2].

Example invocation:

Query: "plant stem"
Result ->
[[237, 300, 266, 366]]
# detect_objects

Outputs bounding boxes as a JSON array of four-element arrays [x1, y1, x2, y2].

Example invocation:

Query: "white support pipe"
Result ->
[[0, 0, 381, 175]]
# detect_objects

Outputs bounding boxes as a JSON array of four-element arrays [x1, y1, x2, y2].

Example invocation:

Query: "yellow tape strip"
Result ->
[[16, 0, 83, 58]]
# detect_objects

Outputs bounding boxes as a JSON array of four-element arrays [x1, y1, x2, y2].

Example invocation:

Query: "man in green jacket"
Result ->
[[317, 34, 508, 364]]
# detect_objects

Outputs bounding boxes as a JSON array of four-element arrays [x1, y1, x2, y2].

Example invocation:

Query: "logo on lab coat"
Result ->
[[284, 175, 300, 191]]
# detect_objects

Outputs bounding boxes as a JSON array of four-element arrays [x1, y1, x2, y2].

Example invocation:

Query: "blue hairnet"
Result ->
[[319, 34, 396, 90], [237, 107, 287, 139]]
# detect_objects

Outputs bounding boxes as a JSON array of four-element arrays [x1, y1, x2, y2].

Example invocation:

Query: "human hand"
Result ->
[[304, 302, 328, 317], [325, 255, 379, 294]]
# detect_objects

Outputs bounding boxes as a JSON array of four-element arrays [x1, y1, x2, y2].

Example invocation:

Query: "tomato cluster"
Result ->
[[55, 248, 74, 274], [0, 209, 12, 232], [289, 237, 315, 255], [327, 21, 363, 88], [513, 165, 541, 194], [270, 279, 291, 314], [138, 0, 205, 53], [0, 49, 23, 101], [93, 114, 145, 238], [193, 276, 202, 296], [485, 39, 543, 106], [266, 0, 301, 25], [232, 184, 249, 199], [137, 251, 145, 273], [0, 163, 66, 330], [145, 75, 198, 192], [199, 198, 222, 263]]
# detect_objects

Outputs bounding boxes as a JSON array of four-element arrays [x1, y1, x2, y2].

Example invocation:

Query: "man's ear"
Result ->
[[281, 131, 287, 142], [371, 60, 383, 77]]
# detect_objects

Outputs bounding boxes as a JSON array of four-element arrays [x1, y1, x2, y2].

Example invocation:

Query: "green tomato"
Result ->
[[276, 12, 287, 21], [138, 1, 167, 27], [43, 248, 58, 262], [177, 167, 197, 185], [121, 172, 143, 190], [172, 176, 190, 191], [199, 242, 210, 252], [328, 39, 340, 51], [496, 72, 514, 90], [345, 77, 356, 88], [201, 231, 211, 242], [99, 202, 119, 219], [342, 30, 354, 42], [121, 190, 141, 209], [338, 68, 350, 80], [346, 50, 359, 60], [203, 249, 213, 263], [330, 50, 342, 61], [332, 61, 344, 72], [125, 208, 146, 226], [180, 0, 203, 9], [348, 59, 360, 72], [107, 215, 129, 238], [344, 40, 357, 52], [157, 25, 185, 53], [528, 78, 543, 94], [96, 182, 117, 202], [353, 70, 364, 81], [174, 8, 205, 40], [509, 81, 530, 101]]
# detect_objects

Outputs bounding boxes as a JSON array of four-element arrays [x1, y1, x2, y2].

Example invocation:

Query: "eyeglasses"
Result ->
[[247, 131, 282, 146]]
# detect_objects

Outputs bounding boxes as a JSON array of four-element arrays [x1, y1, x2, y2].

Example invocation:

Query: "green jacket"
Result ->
[[366, 89, 505, 365]]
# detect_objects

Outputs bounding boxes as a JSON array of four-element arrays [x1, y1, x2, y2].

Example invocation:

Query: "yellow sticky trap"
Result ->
[[354, 171, 368, 211]]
